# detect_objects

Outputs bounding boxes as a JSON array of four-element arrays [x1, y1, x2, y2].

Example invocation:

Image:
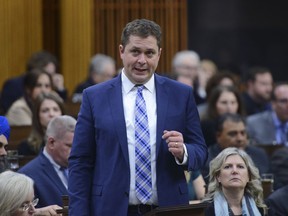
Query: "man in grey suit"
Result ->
[[246, 83, 288, 146]]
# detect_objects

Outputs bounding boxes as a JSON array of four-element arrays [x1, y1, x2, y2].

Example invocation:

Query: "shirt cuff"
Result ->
[[175, 144, 188, 165]]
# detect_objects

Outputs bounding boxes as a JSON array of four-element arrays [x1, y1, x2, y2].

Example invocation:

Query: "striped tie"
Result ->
[[135, 85, 152, 203]]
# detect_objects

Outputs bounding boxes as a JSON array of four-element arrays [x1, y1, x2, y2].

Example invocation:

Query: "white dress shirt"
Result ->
[[43, 148, 68, 189], [121, 71, 158, 205]]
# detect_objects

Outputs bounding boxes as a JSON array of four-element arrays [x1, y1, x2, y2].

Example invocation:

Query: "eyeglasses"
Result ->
[[275, 98, 288, 105], [19, 198, 39, 211]]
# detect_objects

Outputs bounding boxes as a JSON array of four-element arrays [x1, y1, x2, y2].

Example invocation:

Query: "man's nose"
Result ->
[[137, 53, 147, 64]]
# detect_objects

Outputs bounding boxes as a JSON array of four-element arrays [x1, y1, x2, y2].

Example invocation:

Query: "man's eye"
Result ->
[[132, 50, 139, 54]]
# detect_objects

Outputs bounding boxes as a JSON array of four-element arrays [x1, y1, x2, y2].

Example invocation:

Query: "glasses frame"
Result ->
[[20, 198, 39, 211]]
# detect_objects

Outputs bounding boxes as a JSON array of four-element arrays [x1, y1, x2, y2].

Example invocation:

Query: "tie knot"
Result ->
[[60, 166, 67, 171], [136, 85, 144, 92]]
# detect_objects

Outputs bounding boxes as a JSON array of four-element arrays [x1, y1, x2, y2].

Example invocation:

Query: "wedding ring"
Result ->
[[175, 142, 178, 147]]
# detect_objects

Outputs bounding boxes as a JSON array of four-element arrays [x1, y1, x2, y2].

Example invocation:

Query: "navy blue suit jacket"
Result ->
[[18, 151, 68, 208], [68, 74, 207, 215]]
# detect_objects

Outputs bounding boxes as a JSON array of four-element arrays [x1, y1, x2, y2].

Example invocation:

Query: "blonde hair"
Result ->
[[0, 171, 34, 215], [204, 147, 266, 208]]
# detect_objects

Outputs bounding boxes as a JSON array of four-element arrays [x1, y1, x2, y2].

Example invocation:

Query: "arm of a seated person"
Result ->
[[34, 205, 63, 216]]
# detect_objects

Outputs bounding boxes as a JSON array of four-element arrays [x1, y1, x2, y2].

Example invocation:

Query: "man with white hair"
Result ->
[[172, 50, 207, 105], [172, 50, 200, 88], [18, 115, 76, 208], [72, 53, 116, 102]]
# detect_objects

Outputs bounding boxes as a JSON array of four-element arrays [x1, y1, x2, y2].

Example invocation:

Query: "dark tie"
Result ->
[[60, 167, 69, 181], [135, 85, 152, 203]]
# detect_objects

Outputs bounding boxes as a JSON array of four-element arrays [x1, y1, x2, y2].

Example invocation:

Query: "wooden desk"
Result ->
[[56, 195, 69, 216], [8, 126, 31, 150], [55, 198, 207, 216], [64, 100, 81, 119], [144, 202, 208, 216]]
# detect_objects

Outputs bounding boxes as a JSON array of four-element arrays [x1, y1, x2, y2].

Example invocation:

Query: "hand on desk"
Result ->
[[35, 205, 63, 216]]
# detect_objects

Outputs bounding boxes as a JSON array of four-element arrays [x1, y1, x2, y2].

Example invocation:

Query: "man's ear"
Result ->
[[47, 137, 55, 148], [119, 44, 124, 54]]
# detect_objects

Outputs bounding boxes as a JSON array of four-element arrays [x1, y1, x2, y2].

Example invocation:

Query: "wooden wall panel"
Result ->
[[93, 0, 188, 75], [0, 0, 42, 88], [60, 0, 94, 95], [1, 0, 187, 96]]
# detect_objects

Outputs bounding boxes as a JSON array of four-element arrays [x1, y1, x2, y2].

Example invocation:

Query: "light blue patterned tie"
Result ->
[[135, 85, 152, 203]]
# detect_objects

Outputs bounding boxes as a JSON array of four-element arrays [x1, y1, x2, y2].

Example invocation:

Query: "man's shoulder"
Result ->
[[246, 111, 272, 123], [268, 185, 288, 200], [18, 153, 44, 173], [245, 145, 267, 155]]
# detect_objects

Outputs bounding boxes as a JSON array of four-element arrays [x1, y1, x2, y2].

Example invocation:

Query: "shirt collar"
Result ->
[[43, 147, 61, 170], [121, 69, 155, 94], [272, 111, 288, 128]]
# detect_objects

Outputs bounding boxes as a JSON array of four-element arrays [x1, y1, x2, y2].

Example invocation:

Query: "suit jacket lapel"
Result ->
[[155, 75, 169, 158], [39, 153, 68, 194], [109, 76, 129, 166]]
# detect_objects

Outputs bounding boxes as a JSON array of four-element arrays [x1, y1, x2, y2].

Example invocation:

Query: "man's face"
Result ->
[[175, 56, 199, 83], [272, 85, 288, 122], [44, 62, 56, 75], [0, 135, 8, 156], [0, 135, 8, 173], [251, 72, 273, 101], [92, 63, 116, 84], [119, 35, 161, 85], [49, 132, 74, 167], [217, 120, 248, 150]]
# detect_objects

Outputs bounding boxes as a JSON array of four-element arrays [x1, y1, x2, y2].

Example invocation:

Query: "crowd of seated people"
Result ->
[[201, 113, 270, 183], [5, 69, 54, 126], [0, 116, 63, 215], [18, 91, 65, 156], [19, 115, 76, 208], [0, 51, 67, 116], [2, 48, 288, 215], [200, 85, 245, 147]]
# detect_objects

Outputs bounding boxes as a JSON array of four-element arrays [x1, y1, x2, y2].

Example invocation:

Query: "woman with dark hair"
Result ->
[[18, 91, 65, 155], [198, 71, 240, 118], [6, 69, 53, 126], [201, 85, 245, 147]]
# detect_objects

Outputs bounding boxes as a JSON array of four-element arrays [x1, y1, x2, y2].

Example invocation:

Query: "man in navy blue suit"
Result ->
[[68, 19, 207, 216], [18, 115, 76, 208]]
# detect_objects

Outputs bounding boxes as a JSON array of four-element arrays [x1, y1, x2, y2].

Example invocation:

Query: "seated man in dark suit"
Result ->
[[201, 113, 270, 183], [266, 184, 288, 215], [270, 147, 288, 190], [246, 82, 288, 146], [18, 115, 76, 208]]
